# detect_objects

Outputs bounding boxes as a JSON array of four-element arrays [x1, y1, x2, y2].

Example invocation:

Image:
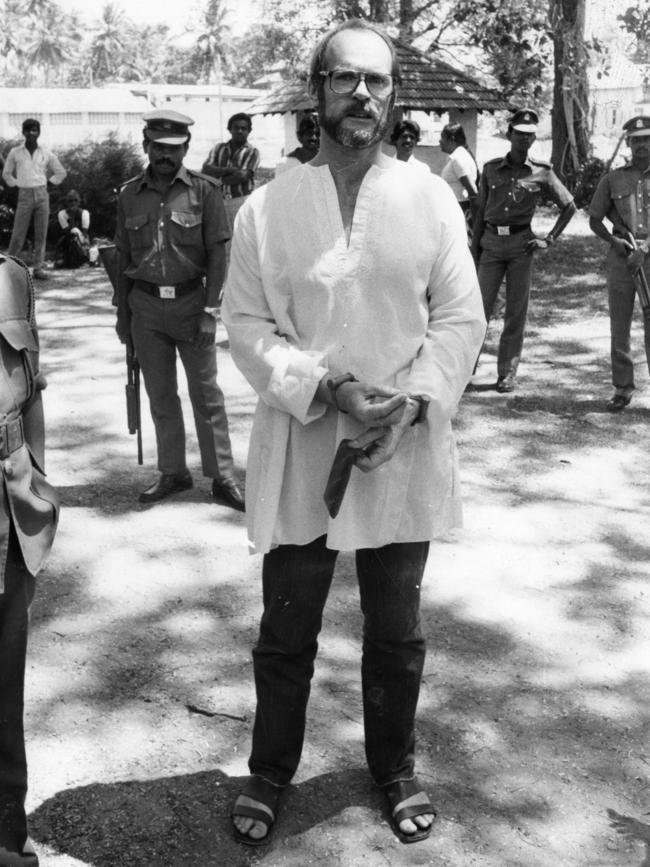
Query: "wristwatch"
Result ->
[[203, 307, 219, 319]]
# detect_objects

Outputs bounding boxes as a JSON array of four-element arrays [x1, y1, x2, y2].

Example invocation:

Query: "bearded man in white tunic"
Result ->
[[223, 18, 486, 848]]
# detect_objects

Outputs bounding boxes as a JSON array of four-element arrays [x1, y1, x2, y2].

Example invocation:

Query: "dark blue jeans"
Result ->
[[0, 533, 35, 850], [249, 535, 429, 788]]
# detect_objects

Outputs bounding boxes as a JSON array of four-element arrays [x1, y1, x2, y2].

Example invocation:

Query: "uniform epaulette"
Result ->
[[529, 157, 552, 169], [483, 156, 504, 166], [118, 172, 145, 191], [187, 167, 220, 187], [5, 256, 35, 325]]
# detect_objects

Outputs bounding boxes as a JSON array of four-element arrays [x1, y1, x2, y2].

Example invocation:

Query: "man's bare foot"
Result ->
[[232, 795, 272, 841], [231, 776, 282, 847], [384, 778, 437, 844], [398, 801, 435, 836]]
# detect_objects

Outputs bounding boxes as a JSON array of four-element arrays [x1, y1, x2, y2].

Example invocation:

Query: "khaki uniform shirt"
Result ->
[[0, 257, 58, 588], [114, 165, 230, 288], [478, 153, 573, 226], [588, 164, 650, 239]]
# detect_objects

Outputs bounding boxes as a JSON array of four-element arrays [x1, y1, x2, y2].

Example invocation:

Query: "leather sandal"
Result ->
[[383, 778, 436, 844], [231, 775, 283, 847]]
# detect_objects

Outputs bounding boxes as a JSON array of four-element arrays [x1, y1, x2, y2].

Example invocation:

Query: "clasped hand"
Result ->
[[625, 247, 646, 273], [524, 236, 550, 254], [194, 312, 217, 348], [336, 382, 420, 472]]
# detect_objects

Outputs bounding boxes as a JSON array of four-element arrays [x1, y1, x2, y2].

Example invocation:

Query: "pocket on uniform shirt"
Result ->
[[610, 189, 637, 230], [125, 213, 154, 250], [169, 210, 203, 249]]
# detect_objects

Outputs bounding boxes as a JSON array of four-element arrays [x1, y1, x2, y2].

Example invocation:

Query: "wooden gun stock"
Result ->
[[125, 345, 143, 465], [623, 231, 650, 314]]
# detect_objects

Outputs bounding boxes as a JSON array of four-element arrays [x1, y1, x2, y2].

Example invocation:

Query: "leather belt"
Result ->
[[0, 416, 24, 460], [133, 277, 203, 300], [485, 223, 531, 236]]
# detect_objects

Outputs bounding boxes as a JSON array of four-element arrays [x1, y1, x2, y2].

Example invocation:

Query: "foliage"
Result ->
[[52, 134, 144, 239], [618, 1, 650, 63], [195, 0, 231, 84], [448, 0, 551, 103], [0, 204, 14, 244], [89, 3, 127, 83], [229, 3, 333, 83], [572, 156, 607, 210]]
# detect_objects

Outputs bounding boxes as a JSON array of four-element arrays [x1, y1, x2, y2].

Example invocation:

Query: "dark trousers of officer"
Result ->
[[248, 535, 429, 788], [478, 229, 535, 378], [606, 248, 650, 396], [0, 531, 35, 851], [129, 286, 235, 481]]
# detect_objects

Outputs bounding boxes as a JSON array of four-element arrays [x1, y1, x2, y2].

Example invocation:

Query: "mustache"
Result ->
[[155, 158, 174, 165]]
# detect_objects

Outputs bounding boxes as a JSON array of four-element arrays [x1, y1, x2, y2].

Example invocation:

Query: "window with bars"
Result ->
[[9, 114, 43, 126], [50, 113, 83, 125], [88, 112, 120, 124]]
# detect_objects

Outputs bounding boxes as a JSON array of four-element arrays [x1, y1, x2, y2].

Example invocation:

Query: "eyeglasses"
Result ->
[[320, 69, 394, 98]]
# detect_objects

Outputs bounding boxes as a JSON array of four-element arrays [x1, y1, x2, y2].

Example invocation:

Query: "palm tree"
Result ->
[[24, 3, 72, 84], [195, 0, 231, 84], [90, 3, 127, 83], [0, 1, 23, 75]]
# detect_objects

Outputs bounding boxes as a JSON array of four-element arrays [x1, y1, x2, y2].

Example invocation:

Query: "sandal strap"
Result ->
[[231, 804, 274, 826], [232, 775, 282, 824], [385, 779, 435, 821]]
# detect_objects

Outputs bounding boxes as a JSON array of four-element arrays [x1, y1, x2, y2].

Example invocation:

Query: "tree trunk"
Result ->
[[368, 0, 390, 20], [399, 0, 415, 39], [550, 0, 590, 187]]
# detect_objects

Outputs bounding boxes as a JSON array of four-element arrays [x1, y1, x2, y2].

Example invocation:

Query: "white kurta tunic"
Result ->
[[222, 159, 485, 554]]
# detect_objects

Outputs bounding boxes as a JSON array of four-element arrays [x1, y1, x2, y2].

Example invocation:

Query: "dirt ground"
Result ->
[[17, 210, 650, 866]]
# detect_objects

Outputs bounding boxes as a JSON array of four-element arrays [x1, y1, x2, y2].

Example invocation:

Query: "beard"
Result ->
[[319, 99, 392, 150]]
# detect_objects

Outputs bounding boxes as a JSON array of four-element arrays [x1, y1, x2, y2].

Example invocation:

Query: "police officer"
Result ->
[[588, 116, 650, 412], [471, 109, 576, 392], [114, 110, 244, 510], [0, 255, 59, 866]]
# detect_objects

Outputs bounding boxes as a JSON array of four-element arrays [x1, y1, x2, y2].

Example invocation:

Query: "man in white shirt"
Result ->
[[2, 119, 66, 280], [223, 18, 485, 848]]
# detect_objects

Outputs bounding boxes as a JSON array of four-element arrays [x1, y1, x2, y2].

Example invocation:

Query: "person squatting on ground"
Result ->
[[0, 255, 59, 867], [588, 115, 650, 413], [113, 110, 244, 511], [390, 119, 430, 176], [471, 109, 576, 393], [55, 190, 94, 269], [201, 112, 260, 235], [223, 18, 485, 847], [275, 113, 320, 175], [2, 120, 66, 281]]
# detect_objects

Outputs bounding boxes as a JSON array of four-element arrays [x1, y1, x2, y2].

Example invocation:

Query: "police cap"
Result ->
[[509, 108, 539, 133], [623, 116, 650, 138], [143, 109, 194, 144]]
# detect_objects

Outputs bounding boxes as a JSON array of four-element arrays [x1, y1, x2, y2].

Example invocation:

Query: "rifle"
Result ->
[[98, 244, 144, 464], [126, 341, 143, 465], [623, 232, 650, 317], [610, 219, 650, 318]]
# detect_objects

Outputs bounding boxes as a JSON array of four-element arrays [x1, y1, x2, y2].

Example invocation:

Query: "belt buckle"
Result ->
[[159, 285, 176, 299], [497, 226, 511, 236]]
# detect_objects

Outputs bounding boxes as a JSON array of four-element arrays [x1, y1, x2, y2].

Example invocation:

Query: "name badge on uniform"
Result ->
[[159, 285, 176, 299], [497, 226, 511, 236]]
